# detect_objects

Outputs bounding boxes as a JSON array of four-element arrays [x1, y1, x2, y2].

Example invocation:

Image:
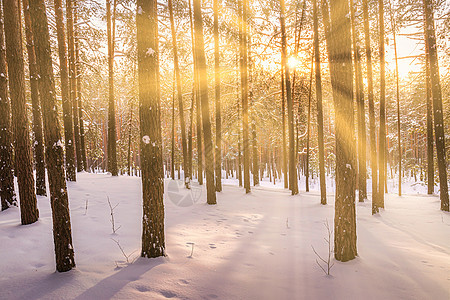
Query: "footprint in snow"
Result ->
[[209, 243, 217, 249]]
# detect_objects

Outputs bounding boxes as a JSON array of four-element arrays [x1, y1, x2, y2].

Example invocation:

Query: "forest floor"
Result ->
[[0, 172, 449, 300]]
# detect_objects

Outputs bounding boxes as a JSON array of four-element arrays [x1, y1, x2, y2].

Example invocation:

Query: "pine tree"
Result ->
[[0, 2, 16, 210], [137, 0, 165, 257], [55, 0, 76, 181], [423, 0, 449, 211], [280, 0, 298, 195], [378, 0, 386, 209], [313, 0, 326, 205], [22, 0, 46, 196], [214, 0, 222, 192], [3, 0, 39, 225], [327, 0, 357, 261], [194, 0, 216, 204], [168, 0, 189, 188], [29, 0, 75, 272], [106, 0, 118, 176]]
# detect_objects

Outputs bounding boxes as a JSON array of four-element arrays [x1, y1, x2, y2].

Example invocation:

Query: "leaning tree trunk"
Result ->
[[194, 0, 216, 204], [0, 3, 16, 210], [377, 0, 386, 210], [106, 0, 118, 176], [313, 0, 326, 205], [3, 0, 39, 225], [280, 0, 298, 195], [30, 0, 75, 272], [137, 0, 165, 257], [423, 0, 449, 211], [350, 0, 367, 202], [22, 0, 46, 196], [327, 0, 357, 262], [362, 0, 378, 214]]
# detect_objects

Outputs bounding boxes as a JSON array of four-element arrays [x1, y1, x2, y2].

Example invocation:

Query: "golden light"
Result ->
[[288, 56, 301, 70]]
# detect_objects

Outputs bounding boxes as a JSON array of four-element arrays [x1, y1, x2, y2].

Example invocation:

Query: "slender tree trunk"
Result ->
[[168, 0, 188, 187], [171, 75, 175, 180], [280, 0, 298, 195], [313, 0, 326, 205], [106, 0, 118, 176], [54, 0, 76, 181], [3, 0, 39, 225], [30, 0, 75, 271], [350, 0, 367, 202], [137, 0, 165, 257], [249, 38, 259, 186], [0, 3, 16, 210], [327, 0, 357, 261], [193, 0, 216, 204], [214, 0, 222, 192], [425, 38, 434, 195], [74, 2, 86, 171], [423, 0, 449, 211], [22, 0, 46, 196], [362, 0, 378, 214], [377, 0, 386, 209], [306, 53, 313, 192], [127, 102, 133, 175], [281, 68, 288, 188], [239, 0, 250, 193], [67, 0, 81, 172], [187, 0, 195, 181]]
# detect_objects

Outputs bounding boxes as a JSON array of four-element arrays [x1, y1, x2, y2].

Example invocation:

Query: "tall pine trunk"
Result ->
[[425, 38, 434, 195], [313, 0, 326, 205], [214, 0, 222, 192], [54, 0, 76, 181], [106, 0, 118, 176], [193, 0, 216, 204], [377, 0, 386, 209], [137, 0, 165, 257], [30, 0, 75, 272], [281, 68, 288, 188], [0, 3, 16, 210], [280, 0, 298, 195], [3, 0, 39, 225], [327, 0, 357, 262], [423, 0, 449, 211], [22, 0, 46, 196], [168, 0, 188, 187]]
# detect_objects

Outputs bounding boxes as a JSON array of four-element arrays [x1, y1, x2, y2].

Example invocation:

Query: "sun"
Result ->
[[288, 56, 301, 70]]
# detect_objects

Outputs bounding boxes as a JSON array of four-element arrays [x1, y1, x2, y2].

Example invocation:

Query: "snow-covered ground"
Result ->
[[0, 172, 449, 299]]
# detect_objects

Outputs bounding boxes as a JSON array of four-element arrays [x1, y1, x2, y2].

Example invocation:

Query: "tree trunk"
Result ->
[[281, 68, 288, 188], [30, 0, 75, 272], [306, 53, 313, 193], [137, 0, 165, 257], [3, 0, 39, 225], [74, 2, 86, 171], [350, 0, 367, 202], [327, 0, 357, 262], [168, 0, 189, 187], [377, 0, 386, 210], [67, 0, 81, 173], [54, 0, 76, 182], [362, 0, 378, 214], [214, 0, 222, 192], [425, 38, 434, 195], [0, 3, 16, 210], [193, 0, 216, 204], [280, 0, 298, 195], [313, 0, 326, 205], [239, 0, 250, 193], [22, 0, 46, 196], [106, 0, 118, 176], [423, 0, 449, 211]]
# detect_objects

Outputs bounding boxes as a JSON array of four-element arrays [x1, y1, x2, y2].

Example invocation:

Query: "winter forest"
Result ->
[[0, 0, 449, 298]]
